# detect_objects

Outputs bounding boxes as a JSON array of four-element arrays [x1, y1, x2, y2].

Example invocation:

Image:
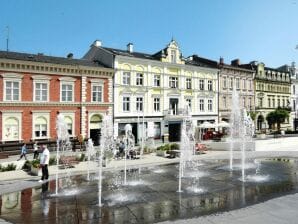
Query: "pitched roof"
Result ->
[[0, 50, 107, 68], [102, 47, 158, 60], [186, 55, 218, 69]]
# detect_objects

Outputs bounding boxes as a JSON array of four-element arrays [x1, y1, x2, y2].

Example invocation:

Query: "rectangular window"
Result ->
[[136, 73, 143, 86], [35, 124, 47, 137], [268, 98, 271, 108], [243, 97, 246, 108], [249, 80, 252, 90], [293, 85, 296, 95], [122, 72, 131, 85], [236, 78, 240, 89], [61, 84, 73, 102], [282, 99, 285, 107], [169, 77, 178, 88], [186, 99, 191, 110], [199, 99, 204, 112], [186, 78, 192, 89], [154, 98, 160, 112], [243, 79, 246, 90], [249, 97, 252, 109], [259, 98, 263, 107], [223, 77, 227, 88], [92, 85, 103, 102], [136, 97, 143, 112], [5, 81, 19, 101], [294, 100, 296, 111], [123, 97, 130, 112], [208, 99, 213, 111], [223, 96, 227, 108], [207, 80, 213, 91], [277, 99, 280, 107], [199, 79, 204, 90], [154, 75, 160, 87], [35, 83, 48, 101], [171, 50, 176, 63], [230, 77, 233, 89], [272, 98, 275, 108]]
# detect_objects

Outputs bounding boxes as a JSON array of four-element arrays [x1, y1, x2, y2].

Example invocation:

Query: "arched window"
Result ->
[[4, 117, 19, 140], [64, 116, 73, 135], [35, 116, 47, 138]]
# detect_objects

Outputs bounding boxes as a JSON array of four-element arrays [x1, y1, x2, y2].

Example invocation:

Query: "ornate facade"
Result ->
[[0, 51, 113, 144], [84, 40, 218, 142]]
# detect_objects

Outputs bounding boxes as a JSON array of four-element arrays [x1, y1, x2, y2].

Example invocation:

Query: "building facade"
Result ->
[[217, 58, 255, 122], [241, 62, 291, 131], [0, 51, 113, 145], [84, 40, 218, 142]]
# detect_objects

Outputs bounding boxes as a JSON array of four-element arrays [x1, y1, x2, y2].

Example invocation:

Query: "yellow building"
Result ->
[[84, 40, 218, 142]]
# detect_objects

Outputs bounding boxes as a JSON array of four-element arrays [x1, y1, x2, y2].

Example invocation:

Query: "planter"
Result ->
[[30, 166, 41, 176], [156, 150, 166, 157]]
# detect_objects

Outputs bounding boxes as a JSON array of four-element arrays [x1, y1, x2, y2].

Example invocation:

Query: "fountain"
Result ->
[[55, 114, 71, 195], [86, 138, 95, 181], [123, 124, 135, 185], [98, 113, 114, 206], [178, 107, 196, 192]]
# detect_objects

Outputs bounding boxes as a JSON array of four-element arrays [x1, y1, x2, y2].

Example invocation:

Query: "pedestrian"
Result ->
[[39, 145, 50, 183], [33, 142, 39, 159], [17, 143, 27, 161]]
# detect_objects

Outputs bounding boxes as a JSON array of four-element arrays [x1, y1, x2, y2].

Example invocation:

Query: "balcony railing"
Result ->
[[163, 108, 190, 116]]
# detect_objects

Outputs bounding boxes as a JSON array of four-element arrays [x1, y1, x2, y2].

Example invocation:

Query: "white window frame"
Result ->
[[123, 96, 130, 112], [230, 77, 233, 89], [91, 83, 103, 102], [236, 78, 240, 89], [32, 75, 50, 102], [59, 77, 75, 102], [199, 79, 204, 90], [32, 112, 50, 139], [136, 96, 143, 112], [207, 80, 213, 91], [169, 77, 178, 88], [186, 78, 192, 89], [208, 99, 213, 112], [154, 75, 160, 87], [223, 96, 227, 108], [2, 112, 22, 141], [171, 50, 176, 63], [223, 76, 227, 89], [243, 79, 246, 90], [136, 73, 143, 86], [2, 73, 23, 102], [153, 98, 160, 112], [199, 99, 205, 112], [186, 98, 192, 110], [122, 72, 131, 85]]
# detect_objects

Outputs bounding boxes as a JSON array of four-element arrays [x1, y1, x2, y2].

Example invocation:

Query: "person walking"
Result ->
[[33, 142, 39, 159], [39, 145, 50, 183], [17, 143, 27, 161]]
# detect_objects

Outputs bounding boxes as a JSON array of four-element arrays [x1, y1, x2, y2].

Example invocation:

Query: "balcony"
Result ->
[[163, 108, 190, 120]]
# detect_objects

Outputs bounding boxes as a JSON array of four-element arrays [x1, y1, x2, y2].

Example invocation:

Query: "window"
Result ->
[[64, 116, 73, 135], [35, 82, 48, 101], [186, 99, 192, 110], [268, 98, 271, 108], [294, 100, 296, 111], [249, 97, 252, 109], [136, 97, 143, 112], [236, 78, 240, 89], [34, 116, 47, 138], [223, 96, 227, 108], [229, 77, 233, 89], [154, 75, 160, 87], [277, 99, 280, 107], [259, 98, 263, 107], [136, 73, 143, 86], [61, 83, 73, 102], [154, 98, 160, 112], [293, 85, 296, 95], [207, 80, 213, 91], [3, 117, 19, 140], [272, 98, 275, 108], [169, 77, 178, 88], [171, 50, 176, 63], [199, 99, 204, 111], [186, 78, 192, 89], [122, 72, 131, 85], [223, 77, 227, 88], [92, 84, 103, 102], [249, 80, 252, 90], [243, 79, 246, 90], [5, 81, 20, 101], [282, 99, 285, 107], [199, 79, 204, 90], [243, 97, 246, 108], [208, 99, 213, 111], [123, 97, 130, 112]]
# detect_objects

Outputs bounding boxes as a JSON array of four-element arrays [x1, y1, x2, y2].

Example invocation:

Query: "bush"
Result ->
[[22, 160, 32, 170], [31, 159, 40, 168], [49, 157, 57, 166], [156, 144, 171, 151], [170, 143, 180, 150], [0, 163, 17, 172]]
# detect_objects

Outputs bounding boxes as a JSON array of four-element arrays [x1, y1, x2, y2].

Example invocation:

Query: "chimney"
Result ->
[[219, 57, 224, 65], [67, 53, 73, 59], [127, 43, 133, 53], [231, 59, 240, 66], [93, 40, 102, 47]]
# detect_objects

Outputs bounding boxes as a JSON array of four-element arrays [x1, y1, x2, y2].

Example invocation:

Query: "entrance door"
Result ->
[[168, 123, 181, 142], [89, 114, 102, 146], [90, 129, 101, 146], [169, 98, 178, 115]]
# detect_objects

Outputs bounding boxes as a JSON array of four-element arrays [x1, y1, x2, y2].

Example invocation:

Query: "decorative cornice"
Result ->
[[0, 101, 113, 107]]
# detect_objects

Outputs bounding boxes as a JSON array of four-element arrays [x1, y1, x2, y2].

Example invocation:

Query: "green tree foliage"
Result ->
[[266, 108, 289, 131]]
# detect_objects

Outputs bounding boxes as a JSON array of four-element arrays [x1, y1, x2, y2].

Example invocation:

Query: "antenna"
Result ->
[[6, 26, 9, 52]]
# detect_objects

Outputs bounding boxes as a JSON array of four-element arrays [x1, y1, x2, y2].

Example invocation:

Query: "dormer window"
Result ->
[[171, 50, 176, 63]]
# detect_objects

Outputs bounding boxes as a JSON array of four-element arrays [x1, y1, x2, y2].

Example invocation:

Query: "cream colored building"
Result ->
[[84, 40, 219, 142]]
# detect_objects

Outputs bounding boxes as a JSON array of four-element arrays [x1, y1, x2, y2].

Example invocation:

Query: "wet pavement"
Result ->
[[0, 159, 298, 223]]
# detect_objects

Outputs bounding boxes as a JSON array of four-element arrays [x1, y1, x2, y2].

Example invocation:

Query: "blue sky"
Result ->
[[0, 0, 297, 67]]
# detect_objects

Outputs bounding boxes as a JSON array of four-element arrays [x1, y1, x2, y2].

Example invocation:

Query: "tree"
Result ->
[[266, 108, 289, 131], [248, 111, 257, 121]]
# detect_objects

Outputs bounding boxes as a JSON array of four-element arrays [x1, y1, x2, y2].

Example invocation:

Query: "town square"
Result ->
[[0, 1, 298, 223]]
